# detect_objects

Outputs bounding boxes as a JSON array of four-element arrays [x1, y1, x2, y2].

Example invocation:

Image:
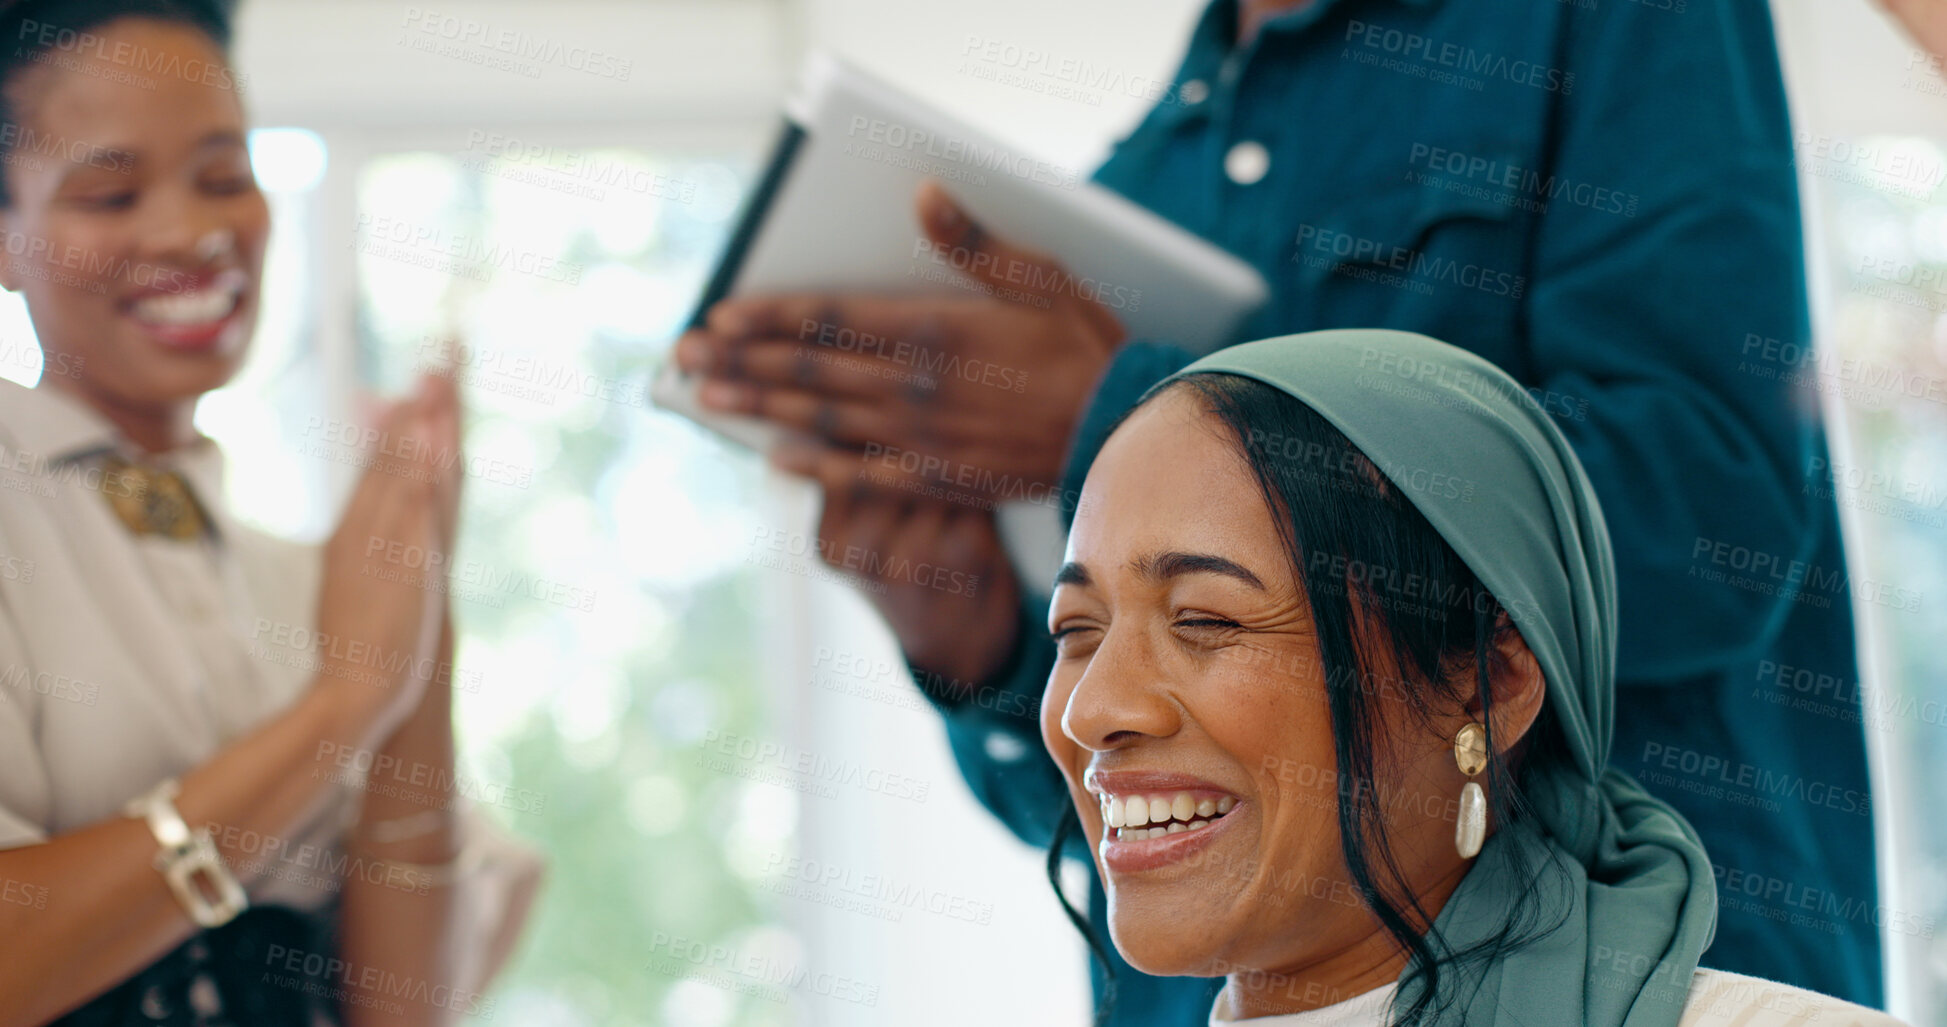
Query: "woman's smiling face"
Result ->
[[0, 17, 265, 418], [1042, 386, 1470, 984]]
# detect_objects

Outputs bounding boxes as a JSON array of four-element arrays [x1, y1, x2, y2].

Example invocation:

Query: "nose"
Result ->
[[133, 189, 236, 269], [1060, 626, 1183, 753]]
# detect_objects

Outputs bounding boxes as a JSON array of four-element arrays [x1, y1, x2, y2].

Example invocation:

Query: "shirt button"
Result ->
[[1179, 78, 1210, 105], [188, 972, 223, 1016], [983, 731, 1028, 763], [1225, 140, 1271, 185], [140, 984, 171, 1020]]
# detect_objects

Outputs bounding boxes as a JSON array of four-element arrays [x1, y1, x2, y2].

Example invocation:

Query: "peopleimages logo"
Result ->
[[798, 317, 1029, 394], [643, 934, 880, 1007], [349, 214, 582, 286], [0, 231, 193, 295], [698, 729, 931, 803], [1405, 143, 1638, 217], [399, 7, 633, 80], [909, 239, 1141, 311], [0, 123, 128, 174], [958, 35, 1188, 107], [1295, 224, 1525, 299], [844, 116, 1080, 190], [761, 852, 997, 925], [1712, 863, 1936, 940], [1639, 741, 1871, 816], [1342, 20, 1573, 94], [262, 944, 497, 1018], [16, 17, 246, 90], [460, 131, 694, 201], [750, 524, 981, 596]]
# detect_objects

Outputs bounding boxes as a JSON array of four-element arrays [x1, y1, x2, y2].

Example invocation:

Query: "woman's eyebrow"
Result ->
[[195, 129, 245, 151], [93, 130, 244, 164], [1052, 552, 1266, 591], [51, 157, 132, 193], [1135, 551, 1265, 589]]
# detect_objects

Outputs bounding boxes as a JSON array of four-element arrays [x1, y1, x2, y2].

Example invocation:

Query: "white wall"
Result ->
[[233, 0, 792, 131], [230, 0, 1201, 158], [1773, 1, 1947, 137], [797, 0, 1200, 167], [1771, 4, 1945, 1021]]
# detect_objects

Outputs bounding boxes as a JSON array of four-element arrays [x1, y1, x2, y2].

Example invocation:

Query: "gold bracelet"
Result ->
[[359, 808, 450, 845], [363, 839, 483, 891], [123, 778, 249, 928]]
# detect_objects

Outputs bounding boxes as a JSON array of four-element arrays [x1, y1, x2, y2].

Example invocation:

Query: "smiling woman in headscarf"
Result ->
[[1039, 329, 1904, 1026]]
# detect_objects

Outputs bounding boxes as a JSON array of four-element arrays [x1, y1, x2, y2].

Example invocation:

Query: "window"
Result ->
[[345, 134, 1087, 1024], [1801, 136, 1947, 1015], [349, 139, 818, 1024]]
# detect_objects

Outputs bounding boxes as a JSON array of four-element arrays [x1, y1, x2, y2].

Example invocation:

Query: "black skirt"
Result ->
[[51, 904, 341, 1027]]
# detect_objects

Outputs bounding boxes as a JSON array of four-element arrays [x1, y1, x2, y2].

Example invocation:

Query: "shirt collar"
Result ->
[[0, 378, 117, 464], [1187, 0, 1442, 64], [1208, 979, 1400, 1024], [0, 377, 229, 533]]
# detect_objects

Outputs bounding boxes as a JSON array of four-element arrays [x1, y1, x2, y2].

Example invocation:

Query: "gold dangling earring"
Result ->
[[1453, 722, 1487, 859]]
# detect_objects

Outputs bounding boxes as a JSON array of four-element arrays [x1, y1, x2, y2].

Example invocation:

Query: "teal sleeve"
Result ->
[[1528, 1, 1818, 682]]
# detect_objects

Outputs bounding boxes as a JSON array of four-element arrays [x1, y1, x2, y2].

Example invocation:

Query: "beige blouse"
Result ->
[[0, 379, 543, 1002], [0, 379, 352, 912], [1208, 968, 1912, 1026]]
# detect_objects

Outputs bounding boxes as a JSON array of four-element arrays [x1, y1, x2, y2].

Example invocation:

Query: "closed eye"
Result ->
[[1174, 615, 1245, 650], [201, 175, 254, 195], [71, 192, 136, 211], [1049, 623, 1103, 659]]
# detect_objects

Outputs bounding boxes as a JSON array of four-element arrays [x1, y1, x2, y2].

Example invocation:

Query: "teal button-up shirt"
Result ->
[[916, 0, 1881, 1021]]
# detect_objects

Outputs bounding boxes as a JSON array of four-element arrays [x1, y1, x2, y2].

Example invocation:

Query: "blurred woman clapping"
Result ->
[[0, 2, 538, 1024]]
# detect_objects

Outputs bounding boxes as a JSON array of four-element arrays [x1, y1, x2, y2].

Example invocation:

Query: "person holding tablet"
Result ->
[[678, 0, 1882, 1022]]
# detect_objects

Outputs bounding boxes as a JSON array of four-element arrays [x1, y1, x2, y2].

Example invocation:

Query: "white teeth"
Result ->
[[131, 276, 243, 327], [1097, 790, 1240, 839], [1113, 823, 1206, 841]]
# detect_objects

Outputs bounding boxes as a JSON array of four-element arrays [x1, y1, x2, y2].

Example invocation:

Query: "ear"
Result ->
[[1466, 612, 1546, 756]]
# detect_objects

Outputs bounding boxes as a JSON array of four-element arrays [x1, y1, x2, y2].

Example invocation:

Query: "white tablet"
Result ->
[[652, 54, 1269, 585], [652, 53, 1269, 455]]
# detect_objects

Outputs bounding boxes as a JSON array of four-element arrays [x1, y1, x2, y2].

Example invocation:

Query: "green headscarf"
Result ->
[[1168, 330, 1715, 1026]]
